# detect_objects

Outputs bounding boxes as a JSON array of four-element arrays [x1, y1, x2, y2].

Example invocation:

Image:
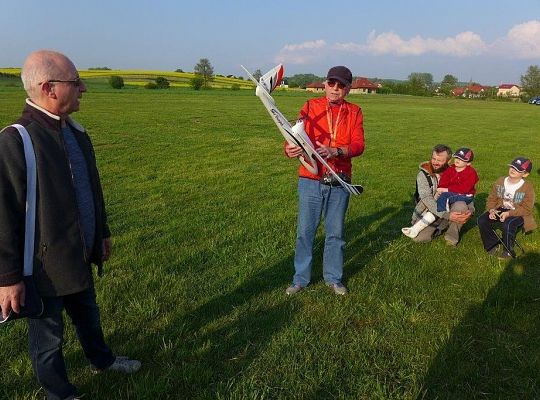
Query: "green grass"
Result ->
[[0, 88, 539, 399]]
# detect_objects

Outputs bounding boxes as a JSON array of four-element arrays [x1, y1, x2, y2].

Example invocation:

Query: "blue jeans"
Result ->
[[293, 178, 350, 286], [28, 286, 115, 400], [436, 192, 474, 212]]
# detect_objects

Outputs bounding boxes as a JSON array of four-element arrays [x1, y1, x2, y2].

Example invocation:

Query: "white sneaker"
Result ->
[[401, 227, 418, 238], [327, 282, 348, 295], [285, 284, 303, 295], [91, 356, 141, 374]]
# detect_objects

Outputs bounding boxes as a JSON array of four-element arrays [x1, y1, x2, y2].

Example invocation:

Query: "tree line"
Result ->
[[285, 67, 539, 99], [105, 58, 540, 99], [378, 67, 540, 100]]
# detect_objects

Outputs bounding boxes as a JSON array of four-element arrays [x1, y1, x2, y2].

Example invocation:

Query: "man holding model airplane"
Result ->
[[285, 66, 365, 295]]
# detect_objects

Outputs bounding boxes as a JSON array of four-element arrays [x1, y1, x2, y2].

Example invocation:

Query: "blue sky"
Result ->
[[1, 0, 540, 85]]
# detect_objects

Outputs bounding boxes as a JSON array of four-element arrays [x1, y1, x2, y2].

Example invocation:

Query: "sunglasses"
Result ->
[[326, 79, 346, 89], [47, 78, 83, 87]]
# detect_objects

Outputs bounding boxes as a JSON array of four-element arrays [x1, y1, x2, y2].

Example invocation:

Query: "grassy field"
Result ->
[[0, 85, 539, 399]]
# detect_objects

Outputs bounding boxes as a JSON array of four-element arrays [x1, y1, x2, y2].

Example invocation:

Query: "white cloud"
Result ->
[[336, 30, 487, 57], [282, 40, 326, 52], [273, 21, 540, 66], [494, 20, 540, 58], [274, 40, 326, 64]]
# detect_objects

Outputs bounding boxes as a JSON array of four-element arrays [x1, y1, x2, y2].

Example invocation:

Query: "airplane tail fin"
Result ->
[[240, 64, 284, 95], [259, 64, 284, 94]]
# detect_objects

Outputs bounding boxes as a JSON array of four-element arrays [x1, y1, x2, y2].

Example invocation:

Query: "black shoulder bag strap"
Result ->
[[415, 169, 434, 203]]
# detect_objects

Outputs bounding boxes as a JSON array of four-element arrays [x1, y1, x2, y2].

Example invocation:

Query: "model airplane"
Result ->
[[241, 64, 363, 195]]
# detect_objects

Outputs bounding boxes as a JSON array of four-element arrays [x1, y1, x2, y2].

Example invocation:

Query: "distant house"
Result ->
[[305, 82, 324, 92], [451, 84, 488, 98], [467, 84, 487, 98], [451, 87, 466, 97], [497, 84, 521, 97], [350, 77, 378, 94], [306, 77, 379, 94]]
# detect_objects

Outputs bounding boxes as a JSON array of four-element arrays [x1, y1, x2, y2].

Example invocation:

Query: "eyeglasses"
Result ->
[[326, 80, 346, 89], [46, 78, 83, 87]]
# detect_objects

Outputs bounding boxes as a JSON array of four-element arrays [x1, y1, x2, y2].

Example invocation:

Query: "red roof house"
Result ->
[[305, 82, 324, 92], [350, 77, 378, 94], [451, 84, 488, 98], [497, 84, 521, 97]]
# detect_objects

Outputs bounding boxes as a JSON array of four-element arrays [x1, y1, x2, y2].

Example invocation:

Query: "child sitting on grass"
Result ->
[[435, 147, 479, 212], [402, 147, 478, 238], [477, 157, 536, 259]]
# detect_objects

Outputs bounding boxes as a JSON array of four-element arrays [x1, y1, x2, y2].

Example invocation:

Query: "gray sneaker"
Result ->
[[327, 282, 348, 295], [498, 251, 513, 260], [445, 240, 457, 247], [285, 284, 303, 295], [487, 246, 500, 256], [91, 356, 141, 374]]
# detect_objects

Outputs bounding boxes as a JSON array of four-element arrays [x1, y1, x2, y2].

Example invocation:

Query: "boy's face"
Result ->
[[453, 158, 469, 169], [508, 167, 528, 179]]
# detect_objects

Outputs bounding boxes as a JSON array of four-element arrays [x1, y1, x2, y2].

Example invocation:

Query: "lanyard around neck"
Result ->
[[326, 103, 343, 144]]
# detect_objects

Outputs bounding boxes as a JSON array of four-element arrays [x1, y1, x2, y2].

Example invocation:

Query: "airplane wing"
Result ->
[[241, 64, 363, 195], [241, 64, 318, 175], [291, 122, 363, 195]]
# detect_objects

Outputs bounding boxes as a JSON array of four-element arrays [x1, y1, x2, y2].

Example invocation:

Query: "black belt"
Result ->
[[319, 172, 351, 187]]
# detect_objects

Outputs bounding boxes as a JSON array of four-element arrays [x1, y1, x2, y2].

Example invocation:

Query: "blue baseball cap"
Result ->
[[509, 157, 532, 173], [453, 147, 474, 162]]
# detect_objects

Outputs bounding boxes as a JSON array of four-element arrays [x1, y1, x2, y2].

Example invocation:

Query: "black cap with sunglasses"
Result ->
[[326, 66, 353, 87]]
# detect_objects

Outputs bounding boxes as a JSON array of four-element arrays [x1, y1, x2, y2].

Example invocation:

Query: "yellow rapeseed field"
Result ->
[[0, 68, 254, 89]]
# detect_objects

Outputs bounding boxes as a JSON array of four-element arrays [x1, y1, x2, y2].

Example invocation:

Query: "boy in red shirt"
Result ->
[[435, 147, 479, 212], [403, 147, 478, 238]]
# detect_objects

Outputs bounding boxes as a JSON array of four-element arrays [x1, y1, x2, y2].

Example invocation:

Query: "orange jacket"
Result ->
[[293, 96, 365, 179]]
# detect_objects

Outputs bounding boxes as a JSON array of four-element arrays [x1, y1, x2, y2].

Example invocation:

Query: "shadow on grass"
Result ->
[[0, 198, 411, 399], [345, 205, 404, 279], [419, 252, 540, 399], [472, 192, 487, 216], [170, 204, 412, 397], [447, 192, 487, 238], [301, 204, 406, 286], [109, 201, 414, 398]]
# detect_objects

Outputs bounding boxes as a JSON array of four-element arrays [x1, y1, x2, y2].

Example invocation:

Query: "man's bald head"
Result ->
[[21, 50, 76, 100]]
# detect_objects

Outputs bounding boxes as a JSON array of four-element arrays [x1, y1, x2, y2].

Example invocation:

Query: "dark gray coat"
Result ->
[[0, 101, 110, 296]]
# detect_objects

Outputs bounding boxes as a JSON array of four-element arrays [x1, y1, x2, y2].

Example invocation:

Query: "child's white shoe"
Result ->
[[401, 227, 418, 238]]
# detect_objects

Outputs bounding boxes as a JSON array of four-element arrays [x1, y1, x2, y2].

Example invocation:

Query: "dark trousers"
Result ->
[[477, 211, 524, 254], [28, 286, 115, 400]]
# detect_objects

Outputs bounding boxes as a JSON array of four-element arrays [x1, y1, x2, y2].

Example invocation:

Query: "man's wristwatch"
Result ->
[[336, 147, 344, 157]]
